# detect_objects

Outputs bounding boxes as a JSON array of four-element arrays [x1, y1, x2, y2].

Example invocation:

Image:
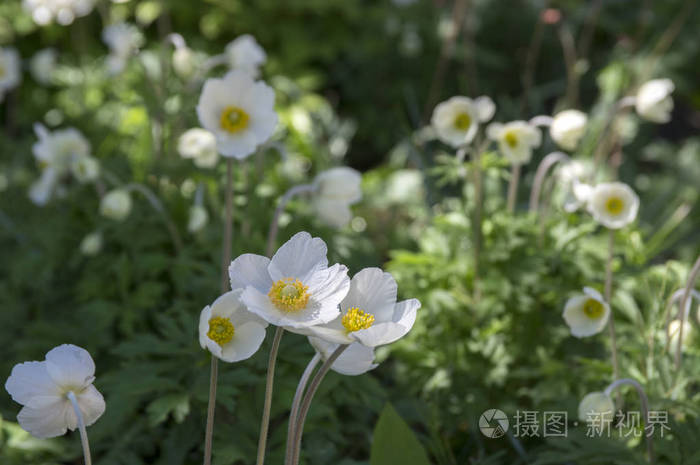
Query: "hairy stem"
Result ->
[[506, 163, 521, 213], [604, 378, 654, 464], [67, 391, 92, 465], [529, 151, 570, 213], [675, 255, 700, 370], [605, 229, 621, 391], [285, 353, 322, 465], [256, 327, 284, 465]]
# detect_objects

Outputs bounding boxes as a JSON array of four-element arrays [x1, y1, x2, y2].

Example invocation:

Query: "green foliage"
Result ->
[[370, 403, 431, 465]]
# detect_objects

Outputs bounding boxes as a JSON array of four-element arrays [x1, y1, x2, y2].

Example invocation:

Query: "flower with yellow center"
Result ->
[[487, 120, 541, 165], [220, 106, 250, 133], [268, 278, 310, 312], [587, 182, 639, 229], [342, 308, 375, 332], [563, 287, 610, 338], [431, 95, 496, 148], [199, 289, 268, 363]]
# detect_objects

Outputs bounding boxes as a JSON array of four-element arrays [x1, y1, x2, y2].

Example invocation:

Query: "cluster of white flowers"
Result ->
[[23, 0, 95, 26], [102, 22, 144, 75], [0, 46, 21, 102]]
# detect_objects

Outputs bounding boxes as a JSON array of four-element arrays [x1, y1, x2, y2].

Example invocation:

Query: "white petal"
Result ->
[[45, 345, 96, 389], [314, 199, 353, 228], [219, 321, 267, 362], [229, 254, 272, 292], [17, 398, 72, 438], [308, 338, 377, 376], [198, 306, 212, 349], [5, 361, 59, 405], [296, 324, 354, 345], [268, 232, 328, 282], [76, 384, 106, 427], [474, 96, 496, 122], [341, 267, 397, 321]]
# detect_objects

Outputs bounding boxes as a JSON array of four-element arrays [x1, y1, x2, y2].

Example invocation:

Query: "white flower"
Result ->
[[564, 181, 593, 213], [29, 168, 59, 206], [298, 267, 420, 347], [4, 344, 105, 439], [22, 0, 95, 26], [556, 160, 593, 212], [550, 110, 587, 151], [431, 95, 495, 147], [100, 189, 132, 221], [578, 391, 615, 423], [188, 205, 208, 233], [177, 128, 219, 168], [487, 121, 541, 164], [587, 182, 639, 229], [196, 70, 278, 159], [562, 287, 610, 338], [199, 289, 268, 363], [173, 47, 196, 79], [71, 155, 100, 183], [30, 48, 57, 85], [80, 232, 102, 256], [229, 231, 350, 329], [668, 319, 693, 348], [102, 22, 143, 74], [0, 47, 21, 102], [224, 34, 266, 77], [635, 79, 674, 123], [312, 167, 362, 228], [308, 337, 378, 376]]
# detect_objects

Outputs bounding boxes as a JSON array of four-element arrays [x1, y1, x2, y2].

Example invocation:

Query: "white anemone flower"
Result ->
[[100, 189, 132, 221], [4, 344, 106, 439], [22, 0, 95, 26], [187, 205, 208, 233], [487, 120, 541, 165], [563, 287, 610, 338], [550, 110, 587, 151], [635, 79, 674, 123], [312, 167, 362, 229], [308, 337, 378, 376], [199, 289, 268, 363], [431, 95, 495, 147], [556, 160, 593, 212], [172, 46, 196, 79], [578, 391, 615, 423], [30, 48, 57, 85], [80, 232, 102, 256], [177, 128, 219, 168], [71, 155, 100, 183], [0, 47, 21, 102], [298, 267, 420, 347], [224, 34, 267, 78], [196, 70, 278, 159], [587, 182, 639, 229], [229, 231, 350, 329], [102, 22, 143, 74]]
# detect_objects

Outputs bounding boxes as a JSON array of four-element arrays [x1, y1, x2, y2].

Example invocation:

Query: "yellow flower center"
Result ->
[[453, 112, 472, 131], [220, 106, 250, 134], [582, 298, 604, 319], [605, 196, 624, 215], [342, 307, 375, 332], [504, 131, 519, 148], [268, 278, 310, 312], [207, 316, 235, 346]]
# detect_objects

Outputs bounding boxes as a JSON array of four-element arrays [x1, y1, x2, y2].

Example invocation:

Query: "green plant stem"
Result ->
[[285, 352, 321, 465], [506, 163, 521, 213], [256, 327, 284, 465], [67, 391, 92, 465], [604, 378, 654, 464], [604, 229, 621, 391], [528, 151, 570, 213], [203, 356, 218, 465], [472, 149, 483, 301], [675, 255, 700, 370]]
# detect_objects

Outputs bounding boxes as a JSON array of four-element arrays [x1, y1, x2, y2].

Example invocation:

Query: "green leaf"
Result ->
[[370, 403, 431, 465], [146, 393, 190, 426]]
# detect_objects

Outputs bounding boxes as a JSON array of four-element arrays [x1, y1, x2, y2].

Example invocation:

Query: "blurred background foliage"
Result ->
[[0, 0, 699, 464]]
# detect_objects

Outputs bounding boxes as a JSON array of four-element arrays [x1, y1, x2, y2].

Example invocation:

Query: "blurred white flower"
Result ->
[[102, 22, 143, 75], [224, 34, 266, 78], [578, 391, 615, 423], [188, 205, 208, 233], [308, 337, 378, 376], [550, 109, 587, 151], [312, 167, 362, 229], [587, 182, 639, 229], [22, 0, 95, 26], [487, 120, 541, 164], [635, 78, 674, 123], [556, 160, 593, 212], [29, 168, 58, 206], [196, 70, 278, 159], [80, 232, 102, 256], [30, 48, 57, 85], [668, 319, 693, 348], [0, 47, 21, 102], [4, 344, 105, 438], [229, 231, 350, 329], [100, 189, 132, 221], [177, 128, 219, 168], [71, 155, 100, 183], [431, 95, 494, 147], [172, 46, 196, 79], [563, 287, 610, 338], [199, 290, 268, 363]]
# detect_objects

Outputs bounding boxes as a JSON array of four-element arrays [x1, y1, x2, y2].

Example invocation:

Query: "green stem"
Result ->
[[285, 353, 321, 465], [604, 229, 621, 396], [256, 327, 284, 465]]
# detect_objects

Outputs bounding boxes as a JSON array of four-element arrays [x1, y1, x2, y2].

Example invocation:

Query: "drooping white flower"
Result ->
[[80, 232, 102, 256], [30, 48, 57, 85], [308, 337, 378, 376], [199, 289, 268, 363], [487, 120, 541, 164], [635, 79, 674, 123], [556, 160, 593, 212], [562, 287, 610, 338], [177, 128, 219, 168], [22, 0, 95, 26], [224, 34, 266, 78], [102, 22, 143, 75], [196, 70, 278, 159], [431, 95, 495, 147], [578, 391, 615, 423], [188, 205, 208, 233], [298, 267, 420, 347], [550, 110, 587, 151], [587, 182, 639, 229], [0, 47, 21, 102], [172, 46, 196, 79], [100, 189, 132, 221], [4, 344, 105, 439], [312, 167, 362, 229], [229, 231, 350, 329]]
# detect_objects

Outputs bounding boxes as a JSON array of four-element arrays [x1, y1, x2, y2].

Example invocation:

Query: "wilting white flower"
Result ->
[[308, 337, 378, 376], [188, 205, 208, 233], [30, 48, 57, 85], [312, 167, 362, 228], [299, 267, 420, 347], [22, 0, 95, 26], [578, 391, 615, 422], [196, 70, 278, 159], [229, 231, 350, 329], [635, 79, 674, 123], [224, 35, 266, 78], [177, 128, 219, 168], [431, 95, 495, 147], [102, 22, 143, 75], [199, 290, 268, 363], [4, 344, 105, 438], [550, 110, 587, 151], [172, 46, 196, 79], [563, 287, 610, 338], [100, 189, 132, 221], [587, 182, 639, 229], [80, 232, 102, 256], [0, 47, 21, 102], [487, 121, 541, 164]]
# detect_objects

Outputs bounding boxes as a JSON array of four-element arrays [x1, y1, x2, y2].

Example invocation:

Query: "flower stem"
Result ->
[[265, 184, 315, 257], [604, 229, 621, 391], [528, 152, 570, 213], [506, 163, 521, 213], [472, 149, 483, 302], [603, 378, 654, 464], [202, 356, 218, 465], [675, 255, 700, 370], [256, 327, 284, 465], [66, 391, 92, 465], [291, 345, 349, 465], [285, 352, 322, 465]]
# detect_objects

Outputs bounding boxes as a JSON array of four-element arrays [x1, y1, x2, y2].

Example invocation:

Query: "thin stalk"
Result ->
[[604, 229, 621, 391], [291, 345, 349, 465], [521, 9, 547, 114], [124, 182, 183, 253], [266, 184, 315, 257], [203, 356, 218, 465], [664, 288, 700, 353], [506, 164, 521, 213], [285, 353, 322, 465], [604, 378, 654, 464], [66, 391, 92, 465], [256, 327, 284, 465], [471, 149, 483, 301], [528, 151, 570, 213], [675, 255, 700, 370], [556, 22, 579, 108]]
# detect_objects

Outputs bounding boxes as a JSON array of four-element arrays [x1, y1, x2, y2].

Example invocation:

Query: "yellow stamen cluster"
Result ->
[[605, 196, 624, 215], [582, 298, 604, 319], [342, 307, 375, 333], [207, 316, 235, 346], [453, 112, 472, 131], [268, 278, 310, 312], [504, 131, 519, 148], [220, 106, 250, 134]]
